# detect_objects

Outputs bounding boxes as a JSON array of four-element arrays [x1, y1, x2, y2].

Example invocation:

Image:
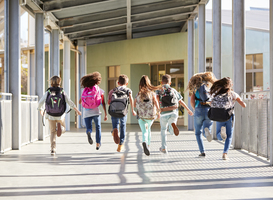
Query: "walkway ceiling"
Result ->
[[23, 0, 205, 45]]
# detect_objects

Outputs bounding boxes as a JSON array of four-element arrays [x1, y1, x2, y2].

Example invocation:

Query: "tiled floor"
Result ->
[[0, 124, 272, 200]]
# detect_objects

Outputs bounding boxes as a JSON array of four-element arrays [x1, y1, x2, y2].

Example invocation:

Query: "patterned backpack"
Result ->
[[45, 87, 67, 116], [136, 93, 157, 120], [81, 85, 101, 109]]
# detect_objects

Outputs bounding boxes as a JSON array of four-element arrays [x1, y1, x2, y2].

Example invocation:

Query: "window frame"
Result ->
[[246, 53, 263, 92], [107, 66, 120, 94]]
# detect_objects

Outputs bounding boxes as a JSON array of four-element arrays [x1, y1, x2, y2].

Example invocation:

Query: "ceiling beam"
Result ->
[[86, 34, 127, 45], [126, 0, 132, 39], [133, 21, 185, 32], [133, 27, 181, 39]]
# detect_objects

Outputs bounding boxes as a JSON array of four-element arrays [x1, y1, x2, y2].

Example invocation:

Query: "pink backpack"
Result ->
[[81, 85, 101, 109]]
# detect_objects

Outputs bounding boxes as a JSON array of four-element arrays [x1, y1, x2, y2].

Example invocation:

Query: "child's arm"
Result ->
[[37, 92, 48, 116], [179, 99, 193, 116], [236, 97, 247, 108], [153, 94, 161, 119], [101, 94, 108, 121], [129, 93, 137, 116], [160, 105, 178, 112], [190, 94, 196, 110], [73, 107, 82, 116], [79, 98, 82, 104]]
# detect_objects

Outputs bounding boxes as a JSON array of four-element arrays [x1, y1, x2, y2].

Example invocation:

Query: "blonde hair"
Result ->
[[50, 76, 62, 87], [185, 72, 217, 95], [139, 75, 161, 100]]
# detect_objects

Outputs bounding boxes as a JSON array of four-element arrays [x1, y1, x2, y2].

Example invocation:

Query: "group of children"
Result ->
[[38, 71, 246, 160]]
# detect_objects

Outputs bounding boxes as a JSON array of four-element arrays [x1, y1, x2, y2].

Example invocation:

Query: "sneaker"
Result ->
[[222, 154, 228, 160], [112, 128, 120, 144], [57, 123, 62, 137], [87, 132, 93, 145], [117, 144, 124, 152], [142, 142, 150, 156], [171, 123, 179, 136], [159, 147, 168, 154], [199, 152, 206, 157], [220, 126, 227, 141], [51, 150, 56, 155], [96, 143, 101, 150], [204, 127, 212, 142]]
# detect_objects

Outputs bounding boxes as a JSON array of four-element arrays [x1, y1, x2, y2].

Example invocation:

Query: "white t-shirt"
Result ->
[[83, 88, 104, 119]]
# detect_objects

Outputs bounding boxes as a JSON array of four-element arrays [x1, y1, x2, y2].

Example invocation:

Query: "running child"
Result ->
[[37, 76, 81, 155], [80, 72, 107, 150]]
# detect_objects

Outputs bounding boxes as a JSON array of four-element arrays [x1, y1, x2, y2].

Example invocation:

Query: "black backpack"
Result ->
[[108, 87, 129, 118], [208, 93, 234, 122], [45, 87, 67, 117], [160, 87, 178, 107]]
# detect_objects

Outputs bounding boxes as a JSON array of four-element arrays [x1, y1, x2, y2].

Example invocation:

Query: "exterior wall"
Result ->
[[87, 32, 189, 125]]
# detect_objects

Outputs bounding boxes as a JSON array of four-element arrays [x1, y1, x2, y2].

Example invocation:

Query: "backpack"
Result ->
[[81, 85, 101, 109], [45, 87, 67, 117], [195, 83, 210, 105], [208, 93, 234, 122], [136, 93, 157, 120], [108, 87, 129, 118], [160, 87, 178, 107]]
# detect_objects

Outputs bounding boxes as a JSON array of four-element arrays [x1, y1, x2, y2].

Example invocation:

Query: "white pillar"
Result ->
[[187, 19, 194, 131], [232, 0, 245, 149], [212, 0, 221, 79], [63, 40, 71, 131], [8, 0, 21, 149], [50, 29, 60, 77], [269, 0, 273, 166], [35, 13, 45, 140], [198, 3, 206, 73], [77, 40, 86, 128]]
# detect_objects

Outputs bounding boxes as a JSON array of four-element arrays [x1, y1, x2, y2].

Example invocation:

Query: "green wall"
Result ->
[[87, 32, 189, 125]]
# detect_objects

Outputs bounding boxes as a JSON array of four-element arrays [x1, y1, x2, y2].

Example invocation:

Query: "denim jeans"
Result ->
[[160, 112, 178, 149], [111, 115, 127, 145], [138, 119, 154, 145], [216, 114, 235, 153], [84, 115, 101, 144], [194, 107, 213, 153]]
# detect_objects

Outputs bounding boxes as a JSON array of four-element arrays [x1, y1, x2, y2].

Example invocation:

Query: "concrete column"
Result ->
[[8, 0, 21, 149], [187, 19, 194, 131], [28, 51, 35, 95], [63, 40, 71, 131], [198, 3, 206, 73], [50, 29, 60, 77], [212, 0, 221, 79], [269, 0, 273, 166], [232, 0, 245, 149], [4, 0, 9, 93], [77, 40, 86, 128], [35, 13, 45, 140]]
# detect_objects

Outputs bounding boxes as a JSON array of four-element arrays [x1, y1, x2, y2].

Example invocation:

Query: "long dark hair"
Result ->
[[210, 77, 232, 96], [80, 72, 102, 88], [138, 75, 161, 100]]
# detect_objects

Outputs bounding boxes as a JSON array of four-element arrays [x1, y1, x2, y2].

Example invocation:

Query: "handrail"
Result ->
[[0, 93, 12, 100], [21, 95, 39, 101], [241, 90, 270, 100]]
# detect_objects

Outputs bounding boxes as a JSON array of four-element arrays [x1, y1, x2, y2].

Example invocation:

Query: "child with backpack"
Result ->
[[156, 74, 193, 154], [134, 75, 161, 156], [37, 76, 81, 155], [187, 72, 216, 157], [209, 77, 246, 160], [108, 74, 136, 152], [80, 72, 107, 150]]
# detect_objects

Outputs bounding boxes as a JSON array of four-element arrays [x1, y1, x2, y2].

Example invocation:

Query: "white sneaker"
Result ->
[[221, 126, 227, 141], [204, 127, 212, 142]]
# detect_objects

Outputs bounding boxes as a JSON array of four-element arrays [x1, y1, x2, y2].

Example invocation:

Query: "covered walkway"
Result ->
[[0, 125, 272, 200]]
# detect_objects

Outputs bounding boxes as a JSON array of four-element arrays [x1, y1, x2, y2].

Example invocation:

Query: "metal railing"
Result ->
[[0, 93, 12, 153], [240, 91, 270, 159], [21, 95, 39, 146]]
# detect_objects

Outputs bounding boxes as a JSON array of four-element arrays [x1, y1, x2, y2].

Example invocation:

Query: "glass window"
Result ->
[[108, 66, 120, 93], [108, 66, 115, 78], [246, 55, 253, 69], [246, 73, 252, 92], [253, 54, 263, 69], [151, 65, 157, 86], [246, 54, 263, 92], [166, 63, 183, 75], [206, 58, 212, 72]]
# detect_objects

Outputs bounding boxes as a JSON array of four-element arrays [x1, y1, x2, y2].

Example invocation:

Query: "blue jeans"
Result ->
[[194, 107, 213, 153], [84, 115, 101, 144], [111, 115, 127, 145], [160, 112, 178, 149], [138, 119, 154, 145], [216, 114, 235, 153]]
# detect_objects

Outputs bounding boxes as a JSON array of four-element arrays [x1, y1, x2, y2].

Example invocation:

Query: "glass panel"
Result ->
[[166, 63, 183, 74], [253, 54, 263, 69], [253, 72, 263, 91], [108, 66, 115, 78], [171, 78, 176, 88], [21, 51, 28, 94], [115, 66, 120, 77], [177, 77, 184, 117], [246, 55, 253, 70], [151, 65, 157, 86], [158, 64, 165, 85], [20, 8, 28, 48], [108, 80, 117, 93], [206, 58, 212, 72], [246, 73, 252, 92], [0, 56, 4, 92]]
